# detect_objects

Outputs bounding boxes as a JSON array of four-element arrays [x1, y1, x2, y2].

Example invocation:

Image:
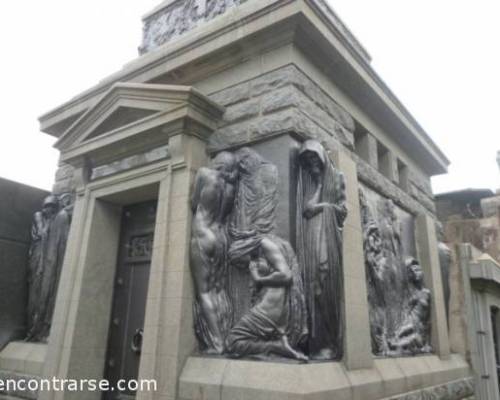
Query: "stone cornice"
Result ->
[[39, 0, 449, 175]]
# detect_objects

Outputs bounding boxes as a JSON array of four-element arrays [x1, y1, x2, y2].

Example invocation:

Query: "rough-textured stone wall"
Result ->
[[208, 64, 436, 215], [52, 161, 75, 195]]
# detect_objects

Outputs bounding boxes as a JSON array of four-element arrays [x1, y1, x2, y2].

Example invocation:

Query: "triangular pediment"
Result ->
[[86, 106, 157, 141], [55, 83, 201, 151]]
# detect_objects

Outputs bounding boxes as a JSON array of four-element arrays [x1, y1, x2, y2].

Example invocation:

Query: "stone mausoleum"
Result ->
[[0, 0, 476, 399]]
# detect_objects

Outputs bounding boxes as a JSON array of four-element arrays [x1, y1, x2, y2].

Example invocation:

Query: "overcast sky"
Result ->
[[0, 0, 498, 194]]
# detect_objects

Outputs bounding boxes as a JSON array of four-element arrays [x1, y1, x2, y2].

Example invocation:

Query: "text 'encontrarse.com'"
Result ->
[[0, 377, 157, 393]]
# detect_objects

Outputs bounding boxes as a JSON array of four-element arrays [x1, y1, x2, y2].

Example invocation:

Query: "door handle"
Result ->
[[131, 328, 143, 354]]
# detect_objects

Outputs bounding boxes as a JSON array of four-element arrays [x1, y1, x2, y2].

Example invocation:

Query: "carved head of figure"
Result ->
[[42, 195, 59, 219], [235, 147, 264, 175], [298, 140, 327, 180], [366, 223, 382, 255], [211, 151, 238, 184], [406, 257, 423, 286]]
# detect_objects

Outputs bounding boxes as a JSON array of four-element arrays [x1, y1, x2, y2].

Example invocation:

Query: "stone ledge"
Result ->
[[179, 354, 471, 400], [0, 342, 47, 377]]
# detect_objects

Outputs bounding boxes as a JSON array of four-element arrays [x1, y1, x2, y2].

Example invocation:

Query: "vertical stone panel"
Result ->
[[416, 214, 450, 359], [333, 150, 373, 370]]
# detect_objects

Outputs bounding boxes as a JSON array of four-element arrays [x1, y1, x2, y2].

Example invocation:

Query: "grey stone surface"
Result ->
[[0, 179, 49, 351], [180, 356, 473, 400], [355, 154, 435, 215], [90, 145, 170, 180]]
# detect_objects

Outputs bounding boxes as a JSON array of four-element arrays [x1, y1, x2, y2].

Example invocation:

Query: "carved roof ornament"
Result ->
[[139, 0, 246, 54]]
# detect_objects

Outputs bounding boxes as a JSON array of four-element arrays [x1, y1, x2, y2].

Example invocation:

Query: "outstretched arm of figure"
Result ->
[[249, 262, 292, 286]]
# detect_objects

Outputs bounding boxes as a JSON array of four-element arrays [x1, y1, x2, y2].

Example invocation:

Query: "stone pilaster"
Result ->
[[416, 214, 450, 359]]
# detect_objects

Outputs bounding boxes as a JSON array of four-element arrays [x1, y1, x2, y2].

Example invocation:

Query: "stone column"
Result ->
[[137, 133, 208, 400], [333, 150, 373, 370], [416, 214, 450, 359]]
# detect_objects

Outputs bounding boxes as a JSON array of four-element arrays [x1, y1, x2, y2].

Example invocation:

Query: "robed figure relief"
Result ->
[[296, 140, 347, 360], [227, 147, 280, 323], [27, 194, 72, 342], [190, 147, 308, 360], [226, 147, 308, 360], [190, 151, 237, 354]]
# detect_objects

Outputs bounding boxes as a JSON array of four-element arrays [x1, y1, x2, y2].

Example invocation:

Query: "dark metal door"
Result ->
[[103, 201, 157, 400]]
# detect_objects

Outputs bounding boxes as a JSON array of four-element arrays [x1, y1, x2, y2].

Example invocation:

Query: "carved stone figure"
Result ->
[[225, 234, 307, 361], [436, 222, 451, 323], [228, 147, 279, 323], [26, 195, 71, 342], [190, 151, 237, 354], [296, 140, 347, 360], [389, 258, 431, 355], [359, 189, 389, 355], [190, 146, 310, 360], [360, 187, 432, 356]]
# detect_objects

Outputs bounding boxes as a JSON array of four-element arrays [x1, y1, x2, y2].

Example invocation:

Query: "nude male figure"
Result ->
[[190, 152, 238, 354]]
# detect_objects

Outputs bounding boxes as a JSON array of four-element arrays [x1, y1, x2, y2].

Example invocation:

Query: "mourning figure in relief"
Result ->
[[296, 140, 347, 360], [190, 151, 237, 354], [228, 147, 279, 323], [26, 194, 71, 342], [390, 258, 431, 355], [225, 234, 308, 361]]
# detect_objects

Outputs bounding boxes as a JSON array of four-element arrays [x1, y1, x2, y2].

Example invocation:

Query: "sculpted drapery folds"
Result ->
[[227, 147, 279, 323], [27, 194, 72, 342], [359, 189, 389, 355], [296, 140, 347, 360], [190, 147, 308, 359]]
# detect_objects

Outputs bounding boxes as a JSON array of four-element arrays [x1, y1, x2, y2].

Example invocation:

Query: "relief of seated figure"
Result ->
[[388, 258, 432, 356], [225, 234, 308, 362]]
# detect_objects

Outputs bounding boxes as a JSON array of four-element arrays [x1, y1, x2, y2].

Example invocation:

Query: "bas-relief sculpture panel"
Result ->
[[189, 140, 347, 361], [359, 184, 432, 356]]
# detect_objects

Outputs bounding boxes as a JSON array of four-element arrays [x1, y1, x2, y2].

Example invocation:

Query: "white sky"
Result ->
[[0, 0, 498, 194]]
